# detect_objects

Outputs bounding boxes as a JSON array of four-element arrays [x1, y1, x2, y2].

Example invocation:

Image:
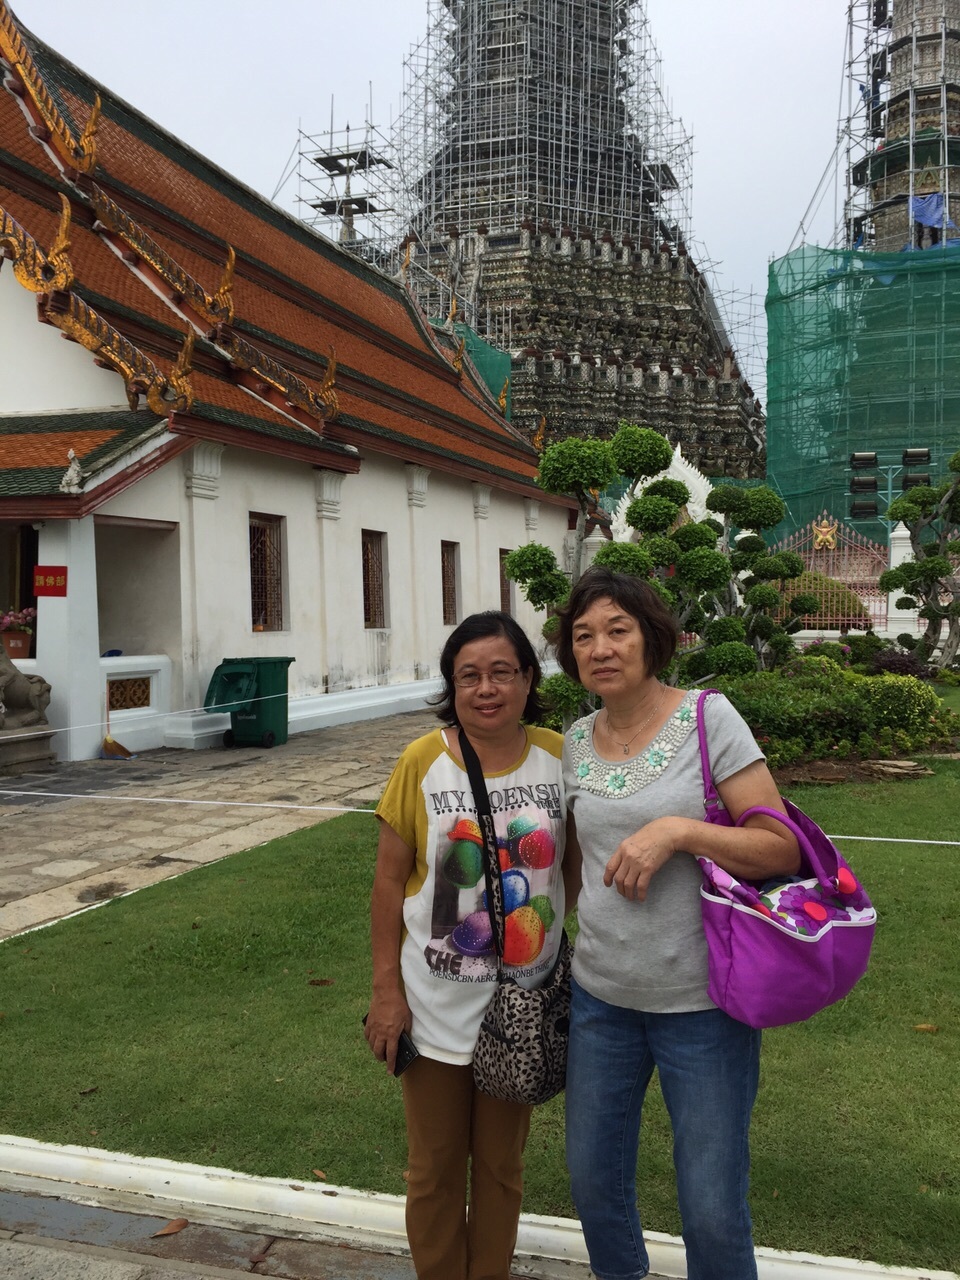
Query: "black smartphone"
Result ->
[[362, 1015, 420, 1077]]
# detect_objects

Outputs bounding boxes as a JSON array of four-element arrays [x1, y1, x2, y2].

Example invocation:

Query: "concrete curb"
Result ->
[[0, 1136, 955, 1280]]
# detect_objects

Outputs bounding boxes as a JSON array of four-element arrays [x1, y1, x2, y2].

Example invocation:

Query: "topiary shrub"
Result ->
[[643, 478, 691, 506], [626, 495, 679, 534], [704, 616, 747, 645], [591, 541, 654, 577], [707, 642, 758, 677], [777, 571, 872, 630], [671, 522, 719, 552], [537, 672, 590, 732]]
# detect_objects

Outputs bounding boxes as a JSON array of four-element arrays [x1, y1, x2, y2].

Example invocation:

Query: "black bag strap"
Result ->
[[457, 729, 506, 965]]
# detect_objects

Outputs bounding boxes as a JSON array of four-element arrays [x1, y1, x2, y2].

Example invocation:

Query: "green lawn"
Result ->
[[0, 766, 958, 1271], [934, 680, 960, 715]]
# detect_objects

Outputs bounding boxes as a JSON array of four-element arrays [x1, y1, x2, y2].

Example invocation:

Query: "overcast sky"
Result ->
[[12, 1, 852, 390]]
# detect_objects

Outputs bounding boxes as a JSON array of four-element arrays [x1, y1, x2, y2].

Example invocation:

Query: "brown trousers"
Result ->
[[400, 1055, 533, 1280]]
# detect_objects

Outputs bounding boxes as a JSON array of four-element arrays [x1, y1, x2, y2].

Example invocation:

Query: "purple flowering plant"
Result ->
[[1, 607, 37, 634]]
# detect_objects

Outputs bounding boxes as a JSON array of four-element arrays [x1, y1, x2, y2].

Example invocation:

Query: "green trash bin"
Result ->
[[203, 656, 294, 749]]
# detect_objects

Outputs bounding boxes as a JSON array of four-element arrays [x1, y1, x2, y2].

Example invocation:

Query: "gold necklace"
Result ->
[[605, 685, 666, 755]]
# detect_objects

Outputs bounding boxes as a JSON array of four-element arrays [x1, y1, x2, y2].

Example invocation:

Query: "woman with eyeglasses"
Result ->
[[364, 611, 573, 1280]]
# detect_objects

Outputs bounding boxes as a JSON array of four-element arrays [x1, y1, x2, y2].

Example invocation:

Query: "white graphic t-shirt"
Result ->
[[376, 726, 566, 1065]]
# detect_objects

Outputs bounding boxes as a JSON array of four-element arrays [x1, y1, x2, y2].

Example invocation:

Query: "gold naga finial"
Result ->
[[533, 415, 546, 452], [212, 245, 236, 323], [75, 93, 101, 174], [401, 239, 412, 276], [163, 329, 195, 412], [447, 294, 458, 325], [319, 346, 339, 420], [452, 335, 466, 374], [45, 193, 75, 291], [498, 376, 509, 412]]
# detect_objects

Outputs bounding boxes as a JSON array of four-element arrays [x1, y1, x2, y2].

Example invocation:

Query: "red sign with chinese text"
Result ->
[[33, 565, 68, 597]]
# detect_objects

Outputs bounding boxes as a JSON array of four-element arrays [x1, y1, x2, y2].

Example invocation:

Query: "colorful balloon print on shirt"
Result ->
[[443, 839, 484, 888], [517, 827, 556, 870], [502, 905, 545, 965], [451, 910, 495, 956], [482, 868, 530, 914]]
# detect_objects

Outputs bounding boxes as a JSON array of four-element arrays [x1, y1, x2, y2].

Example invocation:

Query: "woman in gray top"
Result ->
[[558, 567, 799, 1280]]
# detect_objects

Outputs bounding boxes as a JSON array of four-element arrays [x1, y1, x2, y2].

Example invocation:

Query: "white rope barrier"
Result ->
[[0, 787, 366, 815], [0, 786, 956, 846]]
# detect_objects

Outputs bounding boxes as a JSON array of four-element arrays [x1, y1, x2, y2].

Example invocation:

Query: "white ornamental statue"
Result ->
[[610, 445, 714, 543]]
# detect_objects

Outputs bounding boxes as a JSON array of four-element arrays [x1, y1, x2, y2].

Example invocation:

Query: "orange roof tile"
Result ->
[[0, 429, 119, 468]]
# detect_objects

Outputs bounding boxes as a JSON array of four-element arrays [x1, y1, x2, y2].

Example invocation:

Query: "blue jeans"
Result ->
[[565, 978, 761, 1280]]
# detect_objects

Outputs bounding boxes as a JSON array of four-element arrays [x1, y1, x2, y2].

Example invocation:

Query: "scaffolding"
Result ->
[[842, 0, 960, 250], [393, 0, 691, 246], [299, 3, 692, 277]]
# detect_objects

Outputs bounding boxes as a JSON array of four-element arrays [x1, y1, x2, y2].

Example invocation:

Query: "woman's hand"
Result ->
[[604, 817, 682, 901], [364, 989, 413, 1075]]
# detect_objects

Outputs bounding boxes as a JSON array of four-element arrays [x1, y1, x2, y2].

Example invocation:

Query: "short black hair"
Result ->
[[431, 611, 544, 726], [554, 567, 678, 681]]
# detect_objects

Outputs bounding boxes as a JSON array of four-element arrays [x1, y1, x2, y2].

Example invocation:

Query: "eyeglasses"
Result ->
[[453, 666, 522, 689]]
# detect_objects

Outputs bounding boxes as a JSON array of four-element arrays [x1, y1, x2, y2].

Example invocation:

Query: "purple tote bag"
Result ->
[[695, 690, 876, 1029]]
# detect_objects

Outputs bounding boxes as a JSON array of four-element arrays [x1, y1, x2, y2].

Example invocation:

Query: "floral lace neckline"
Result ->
[[567, 690, 699, 798]]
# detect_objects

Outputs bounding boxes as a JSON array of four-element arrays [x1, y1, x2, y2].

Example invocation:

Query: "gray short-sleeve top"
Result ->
[[563, 690, 764, 1012]]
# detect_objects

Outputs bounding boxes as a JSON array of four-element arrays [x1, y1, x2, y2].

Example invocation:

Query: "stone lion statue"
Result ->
[[0, 648, 51, 730]]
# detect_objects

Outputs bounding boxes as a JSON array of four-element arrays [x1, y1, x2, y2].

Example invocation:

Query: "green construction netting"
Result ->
[[765, 242, 960, 541], [430, 321, 512, 418]]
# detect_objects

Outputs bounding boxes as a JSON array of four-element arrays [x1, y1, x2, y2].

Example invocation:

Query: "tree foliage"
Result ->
[[877, 453, 960, 667], [505, 423, 816, 681]]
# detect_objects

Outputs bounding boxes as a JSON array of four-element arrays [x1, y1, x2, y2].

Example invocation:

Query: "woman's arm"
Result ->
[[364, 818, 417, 1074], [604, 760, 801, 902], [562, 812, 583, 912]]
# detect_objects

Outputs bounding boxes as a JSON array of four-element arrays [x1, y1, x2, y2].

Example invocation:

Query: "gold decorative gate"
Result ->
[[771, 512, 889, 630]]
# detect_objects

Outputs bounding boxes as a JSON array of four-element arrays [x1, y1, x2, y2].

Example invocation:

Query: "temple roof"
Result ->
[[0, 3, 555, 515]]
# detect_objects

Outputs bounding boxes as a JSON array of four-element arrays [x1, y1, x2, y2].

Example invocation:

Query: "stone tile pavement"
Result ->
[[0, 711, 437, 941]]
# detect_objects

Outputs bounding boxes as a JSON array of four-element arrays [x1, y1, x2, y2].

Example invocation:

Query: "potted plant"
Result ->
[[1, 607, 37, 659]]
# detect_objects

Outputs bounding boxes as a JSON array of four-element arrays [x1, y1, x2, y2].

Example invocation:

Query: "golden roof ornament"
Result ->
[[46, 194, 75, 292], [165, 329, 195, 412], [533, 415, 546, 452], [498, 377, 509, 412], [319, 347, 339, 421], [75, 93, 101, 174], [211, 245, 236, 324], [1, 202, 72, 294], [452, 336, 466, 374]]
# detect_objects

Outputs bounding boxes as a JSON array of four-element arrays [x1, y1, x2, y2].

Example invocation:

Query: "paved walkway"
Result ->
[[0, 711, 436, 941], [0, 1184, 419, 1280]]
